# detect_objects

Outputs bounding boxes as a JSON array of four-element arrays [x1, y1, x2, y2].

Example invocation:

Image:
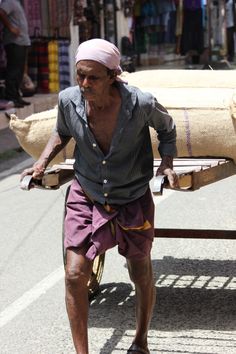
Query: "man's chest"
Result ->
[[87, 105, 120, 154]]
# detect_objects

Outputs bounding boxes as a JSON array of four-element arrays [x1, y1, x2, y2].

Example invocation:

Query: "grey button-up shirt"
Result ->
[[56, 82, 177, 205]]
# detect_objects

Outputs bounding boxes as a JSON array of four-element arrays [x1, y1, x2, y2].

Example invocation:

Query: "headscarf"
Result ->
[[75, 38, 126, 82]]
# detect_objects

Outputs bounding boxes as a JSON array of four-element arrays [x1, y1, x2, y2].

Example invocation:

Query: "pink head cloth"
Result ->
[[75, 38, 126, 82]]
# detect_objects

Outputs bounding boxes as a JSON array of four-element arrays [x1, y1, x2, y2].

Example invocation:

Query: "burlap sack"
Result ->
[[121, 70, 236, 163], [9, 108, 75, 165], [121, 69, 236, 88], [149, 87, 236, 162], [9, 70, 236, 164]]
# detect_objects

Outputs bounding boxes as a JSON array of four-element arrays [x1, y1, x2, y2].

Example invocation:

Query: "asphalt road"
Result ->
[[0, 155, 236, 354]]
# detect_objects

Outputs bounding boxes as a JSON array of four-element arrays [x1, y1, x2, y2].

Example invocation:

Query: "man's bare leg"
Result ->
[[126, 255, 156, 352], [65, 247, 93, 354]]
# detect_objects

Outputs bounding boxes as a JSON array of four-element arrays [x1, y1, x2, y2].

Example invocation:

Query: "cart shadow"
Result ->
[[89, 257, 236, 353]]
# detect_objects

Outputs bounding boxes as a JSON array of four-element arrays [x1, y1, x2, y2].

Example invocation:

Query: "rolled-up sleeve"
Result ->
[[55, 92, 72, 137], [148, 96, 177, 157]]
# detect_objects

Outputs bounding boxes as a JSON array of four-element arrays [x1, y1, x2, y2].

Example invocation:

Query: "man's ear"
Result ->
[[109, 71, 117, 84]]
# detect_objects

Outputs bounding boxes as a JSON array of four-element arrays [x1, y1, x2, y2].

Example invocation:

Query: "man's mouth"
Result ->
[[81, 87, 93, 95]]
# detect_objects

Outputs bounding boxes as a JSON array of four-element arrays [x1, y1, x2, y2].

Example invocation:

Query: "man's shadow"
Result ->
[[89, 257, 236, 353]]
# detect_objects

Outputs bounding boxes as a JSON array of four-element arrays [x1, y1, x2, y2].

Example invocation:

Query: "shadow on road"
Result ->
[[89, 257, 236, 353]]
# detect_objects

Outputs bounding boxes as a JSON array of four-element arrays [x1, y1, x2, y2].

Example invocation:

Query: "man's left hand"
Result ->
[[156, 155, 179, 189]]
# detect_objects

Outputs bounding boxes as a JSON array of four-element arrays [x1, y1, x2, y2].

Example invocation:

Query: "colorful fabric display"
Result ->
[[48, 40, 59, 93], [28, 41, 49, 93], [58, 40, 71, 90]]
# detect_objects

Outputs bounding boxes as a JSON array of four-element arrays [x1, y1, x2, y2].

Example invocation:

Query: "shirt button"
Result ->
[[102, 160, 106, 165], [92, 143, 97, 148], [104, 193, 108, 197], [103, 179, 108, 184], [85, 124, 88, 128]]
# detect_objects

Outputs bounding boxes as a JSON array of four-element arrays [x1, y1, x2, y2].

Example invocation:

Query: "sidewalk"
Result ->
[[0, 93, 58, 175], [0, 93, 58, 155]]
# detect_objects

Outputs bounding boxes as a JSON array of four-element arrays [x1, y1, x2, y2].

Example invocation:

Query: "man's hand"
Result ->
[[10, 25, 20, 36], [156, 155, 179, 189], [20, 161, 46, 182]]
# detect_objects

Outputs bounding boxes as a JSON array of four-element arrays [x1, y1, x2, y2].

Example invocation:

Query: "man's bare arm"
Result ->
[[21, 132, 71, 180], [0, 9, 20, 36]]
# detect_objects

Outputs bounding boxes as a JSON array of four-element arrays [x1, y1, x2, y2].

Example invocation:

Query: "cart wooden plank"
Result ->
[[41, 157, 236, 191]]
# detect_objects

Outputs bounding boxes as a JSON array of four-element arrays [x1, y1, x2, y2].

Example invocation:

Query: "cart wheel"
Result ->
[[62, 184, 105, 300]]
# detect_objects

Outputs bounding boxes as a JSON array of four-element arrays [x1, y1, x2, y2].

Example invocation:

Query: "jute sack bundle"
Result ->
[[149, 87, 236, 163], [9, 108, 75, 165], [121, 70, 236, 162], [9, 75, 236, 164], [121, 69, 236, 89]]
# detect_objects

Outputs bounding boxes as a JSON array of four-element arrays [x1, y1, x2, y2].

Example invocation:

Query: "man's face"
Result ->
[[76, 60, 114, 101]]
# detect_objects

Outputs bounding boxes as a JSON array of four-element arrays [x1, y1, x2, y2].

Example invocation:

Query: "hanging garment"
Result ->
[[57, 0, 73, 38], [183, 0, 202, 9], [40, 0, 50, 38], [58, 40, 70, 90], [23, 0, 42, 37], [48, 40, 59, 93], [37, 41, 50, 93], [28, 41, 50, 93], [180, 8, 204, 55]]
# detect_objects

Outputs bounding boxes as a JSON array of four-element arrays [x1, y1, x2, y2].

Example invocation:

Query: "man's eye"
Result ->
[[77, 73, 99, 81], [89, 76, 99, 81], [77, 73, 85, 80]]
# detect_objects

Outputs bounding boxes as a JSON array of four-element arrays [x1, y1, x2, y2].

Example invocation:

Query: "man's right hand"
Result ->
[[20, 162, 46, 182]]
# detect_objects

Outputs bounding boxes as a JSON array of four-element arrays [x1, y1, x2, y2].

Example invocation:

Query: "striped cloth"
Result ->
[[58, 40, 71, 90], [37, 41, 49, 93], [28, 41, 49, 93], [48, 40, 59, 93]]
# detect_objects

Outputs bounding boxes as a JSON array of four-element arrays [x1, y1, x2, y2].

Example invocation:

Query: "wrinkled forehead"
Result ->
[[76, 60, 109, 74]]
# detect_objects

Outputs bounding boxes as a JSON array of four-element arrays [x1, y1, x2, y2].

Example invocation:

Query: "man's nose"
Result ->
[[81, 76, 90, 87]]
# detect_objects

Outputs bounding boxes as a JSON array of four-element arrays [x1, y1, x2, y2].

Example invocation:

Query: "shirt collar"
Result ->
[[70, 82, 137, 117]]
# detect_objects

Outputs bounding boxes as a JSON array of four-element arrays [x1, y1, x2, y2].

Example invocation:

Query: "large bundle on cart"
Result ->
[[122, 70, 236, 163], [9, 108, 76, 165], [9, 70, 236, 163]]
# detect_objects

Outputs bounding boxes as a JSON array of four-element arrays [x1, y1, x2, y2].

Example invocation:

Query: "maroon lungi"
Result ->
[[64, 178, 155, 260]]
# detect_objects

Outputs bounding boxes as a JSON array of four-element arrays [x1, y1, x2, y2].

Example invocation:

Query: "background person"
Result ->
[[21, 38, 178, 354], [0, 0, 31, 107]]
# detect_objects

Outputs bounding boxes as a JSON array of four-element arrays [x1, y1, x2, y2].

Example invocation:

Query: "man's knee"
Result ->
[[65, 249, 93, 290], [65, 266, 90, 289], [127, 257, 153, 285]]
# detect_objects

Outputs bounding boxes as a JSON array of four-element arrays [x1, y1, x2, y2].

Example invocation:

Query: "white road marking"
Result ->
[[0, 266, 64, 328]]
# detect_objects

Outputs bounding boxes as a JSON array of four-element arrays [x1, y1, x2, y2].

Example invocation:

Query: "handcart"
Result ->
[[21, 157, 236, 299]]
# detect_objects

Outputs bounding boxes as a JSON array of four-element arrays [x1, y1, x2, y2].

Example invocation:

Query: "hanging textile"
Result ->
[[0, 24, 6, 77], [28, 41, 49, 93], [56, 0, 73, 38], [37, 41, 50, 93], [47, 0, 72, 38], [58, 40, 71, 90], [180, 0, 204, 56], [40, 1, 50, 38], [48, 40, 60, 93], [23, 0, 42, 37]]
